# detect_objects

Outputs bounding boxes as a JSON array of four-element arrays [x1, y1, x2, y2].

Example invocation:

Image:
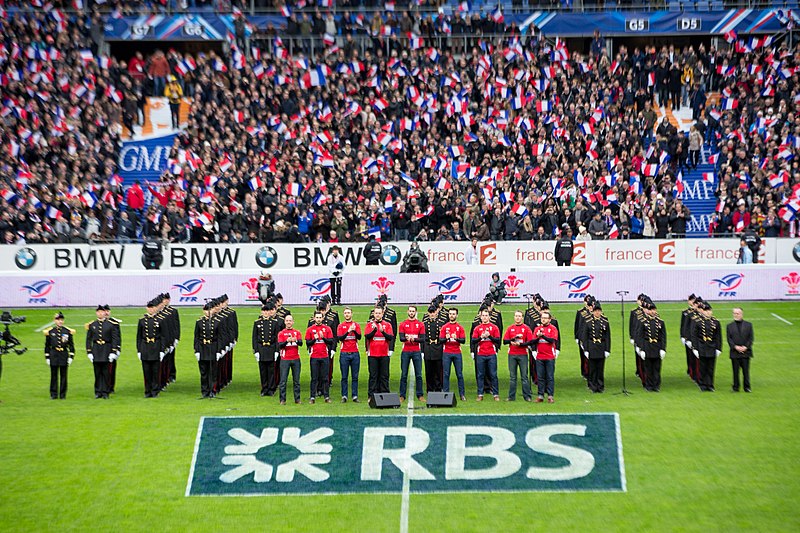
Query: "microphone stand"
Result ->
[[614, 290, 632, 396]]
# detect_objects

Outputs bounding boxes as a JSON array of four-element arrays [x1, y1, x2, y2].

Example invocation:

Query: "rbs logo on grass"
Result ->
[[187, 414, 625, 496]]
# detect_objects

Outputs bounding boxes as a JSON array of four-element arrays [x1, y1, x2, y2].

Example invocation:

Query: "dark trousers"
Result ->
[[198, 360, 218, 398], [368, 356, 390, 398], [167, 350, 176, 381], [587, 357, 605, 392], [556, 259, 571, 266], [474, 356, 493, 393], [270, 357, 281, 394], [310, 358, 330, 399], [279, 359, 301, 402], [340, 352, 360, 399], [508, 355, 532, 401], [643, 358, 662, 391], [424, 358, 443, 392], [399, 351, 423, 399], [108, 360, 117, 392], [686, 345, 698, 381], [579, 347, 589, 378], [93, 362, 110, 398], [142, 360, 160, 397], [170, 102, 180, 129], [732, 358, 751, 391], [698, 356, 716, 391], [475, 355, 499, 396], [50, 365, 68, 399], [329, 276, 342, 305], [535, 358, 556, 398], [259, 361, 275, 396]]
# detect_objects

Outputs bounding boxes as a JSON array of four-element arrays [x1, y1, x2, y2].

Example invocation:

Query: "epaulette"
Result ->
[[68, 328, 76, 334], [43, 327, 53, 335], [108, 317, 121, 324], [85, 322, 91, 330]]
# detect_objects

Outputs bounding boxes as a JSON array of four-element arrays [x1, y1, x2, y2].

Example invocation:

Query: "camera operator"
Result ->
[[1, 311, 28, 392], [258, 271, 275, 305], [488, 273, 507, 304], [401, 241, 429, 273]]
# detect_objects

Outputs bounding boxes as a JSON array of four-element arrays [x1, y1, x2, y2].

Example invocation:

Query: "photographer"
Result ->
[[1, 311, 28, 392], [258, 272, 275, 305], [488, 273, 507, 304]]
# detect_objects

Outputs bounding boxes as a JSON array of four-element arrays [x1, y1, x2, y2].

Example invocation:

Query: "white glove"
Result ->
[[575, 339, 580, 345], [555, 350, 560, 358], [604, 351, 610, 358], [659, 350, 666, 360], [195, 352, 200, 361], [330, 349, 334, 359], [254, 352, 259, 361], [532, 351, 538, 360], [639, 351, 645, 360], [584, 351, 589, 357], [389, 350, 394, 357], [629, 338, 635, 345], [88, 354, 94, 362], [686, 341, 692, 348], [46, 358, 50, 366], [470, 352, 475, 360], [67, 358, 73, 366], [680, 337, 686, 345], [174, 339, 179, 347], [137, 352, 142, 361], [715, 350, 721, 357], [693, 349, 699, 358], [109, 354, 118, 363], [159, 352, 165, 362], [216, 353, 224, 361]]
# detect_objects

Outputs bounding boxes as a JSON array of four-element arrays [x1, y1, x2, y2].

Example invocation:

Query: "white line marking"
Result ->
[[614, 413, 627, 493], [399, 365, 415, 533], [771, 313, 793, 325], [35, 321, 54, 332], [185, 417, 206, 497]]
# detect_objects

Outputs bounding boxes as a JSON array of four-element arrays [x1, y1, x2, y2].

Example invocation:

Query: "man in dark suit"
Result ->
[[44, 312, 75, 399], [726, 307, 754, 393]]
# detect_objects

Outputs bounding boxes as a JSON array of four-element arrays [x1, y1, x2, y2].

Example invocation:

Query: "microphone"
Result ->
[[616, 291, 630, 295]]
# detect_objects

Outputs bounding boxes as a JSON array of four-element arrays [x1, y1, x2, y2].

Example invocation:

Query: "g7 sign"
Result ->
[[187, 414, 626, 495]]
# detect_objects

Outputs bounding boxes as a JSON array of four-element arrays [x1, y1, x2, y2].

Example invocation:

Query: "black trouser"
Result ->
[[50, 365, 68, 399], [644, 358, 662, 391], [686, 345, 697, 381], [259, 360, 275, 396], [108, 360, 116, 392], [698, 356, 716, 391], [474, 356, 493, 393], [142, 360, 160, 397], [587, 357, 605, 392], [671, 90, 681, 110], [368, 356, 391, 398], [167, 349, 176, 381], [270, 356, 281, 394], [731, 358, 751, 391], [329, 276, 342, 305], [556, 259, 571, 266], [170, 102, 180, 129], [198, 360, 218, 398], [424, 358, 443, 392], [93, 362, 110, 398], [279, 359, 301, 402], [689, 150, 700, 168], [310, 358, 330, 399], [579, 345, 589, 378]]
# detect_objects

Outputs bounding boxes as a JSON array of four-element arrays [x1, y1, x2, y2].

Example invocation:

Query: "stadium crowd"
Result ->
[[1, 5, 800, 247]]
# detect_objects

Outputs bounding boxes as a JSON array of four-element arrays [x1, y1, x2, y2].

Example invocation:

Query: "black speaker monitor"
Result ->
[[368, 393, 401, 409]]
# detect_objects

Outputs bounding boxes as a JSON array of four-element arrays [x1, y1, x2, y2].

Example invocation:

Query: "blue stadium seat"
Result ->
[[710, 0, 723, 9], [695, 1, 709, 12], [668, 0, 682, 11]]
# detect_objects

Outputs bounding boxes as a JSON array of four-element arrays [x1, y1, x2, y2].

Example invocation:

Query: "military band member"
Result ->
[[630, 294, 646, 386], [440, 307, 467, 401], [471, 309, 501, 401], [86, 305, 119, 399], [574, 295, 594, 380], [336, 307, 362, 402], [137, 300, 165, 398], [44, 312, 75, 399], [726, 307, 754, 393], [581, 303, 611, 393], [435, 294, 448, 324], [638, 301, 667, 392], [503, 310, 534, 402], [306, 311, 335, 403], [272, 293, 289, 391], [161, 293, 180, 386], [691, 301, 722, 392], [194, 302, 219, 399], [365, 306, 395, 400], [422, 303, 444, 393], [680, 294, 699, 382], [277, 315, 303, 405], [217, 295, 238, 392], [104, 305, 121, 394], [253, 302, 280, 397]]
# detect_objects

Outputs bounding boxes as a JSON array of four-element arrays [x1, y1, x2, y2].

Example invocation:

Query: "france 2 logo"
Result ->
[[560, 275, 594, 299], [172, 278, 205, 303], [21, 279, 54, 304], [710, 273, 744, 297], [429, 276, 465, 301], [301, 278, 331, 302]]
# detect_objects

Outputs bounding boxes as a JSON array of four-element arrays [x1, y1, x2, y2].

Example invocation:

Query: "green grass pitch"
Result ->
[[1, 301, 799, 532]]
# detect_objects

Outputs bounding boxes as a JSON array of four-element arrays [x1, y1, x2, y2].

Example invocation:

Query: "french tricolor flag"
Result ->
[[702, 172, 716, 183], [580, 123, 595, 136], [301, 67, 327, 88], [248, 177, 263, 191], [531, 143, 548, 156], [721, 98, 738, 110], [219, 156, 233, 172], [642, 164, 659, 177], [708, 153, 719, 165], [46, 205, 61, 219], [367, 227, 382, 241], [435, 177, 451, 190], [373, 98, 388, 112], [2, 189, 18, 203], [285, 183, 302, 196], [535, 100, 551, 113], [608, 223, 619, 239], [449, 145, 464, 158], [511, 203, 528, 217], [280, 5, 291, 16], [79, 50, 94, 63]]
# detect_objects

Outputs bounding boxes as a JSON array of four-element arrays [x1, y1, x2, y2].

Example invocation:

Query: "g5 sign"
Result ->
[[187, 414, 625, 495]]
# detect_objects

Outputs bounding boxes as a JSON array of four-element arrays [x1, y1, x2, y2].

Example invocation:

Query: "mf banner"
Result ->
[[186, 414, 626, 496], [117, 132, 178, 185], [4, 265, 799, 307], [0, 238, 790, 274]]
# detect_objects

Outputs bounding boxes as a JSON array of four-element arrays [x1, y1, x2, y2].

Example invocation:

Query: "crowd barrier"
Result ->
[[3, 238, 799, 274], [4, 265, 799, 307]]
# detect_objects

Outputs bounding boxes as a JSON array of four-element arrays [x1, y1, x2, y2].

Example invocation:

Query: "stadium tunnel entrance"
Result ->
[[107, 39, 224, 64]]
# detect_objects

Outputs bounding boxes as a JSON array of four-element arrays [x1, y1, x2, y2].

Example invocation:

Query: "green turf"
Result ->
[[1, 302, 798, 532]]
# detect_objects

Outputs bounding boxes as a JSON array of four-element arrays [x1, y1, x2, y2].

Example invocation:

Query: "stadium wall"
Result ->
[[3, 238, 799, 274]]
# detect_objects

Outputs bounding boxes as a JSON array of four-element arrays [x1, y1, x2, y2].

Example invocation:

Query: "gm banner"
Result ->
[[117, 133, 177, 185], [186, 414, 626, 496]]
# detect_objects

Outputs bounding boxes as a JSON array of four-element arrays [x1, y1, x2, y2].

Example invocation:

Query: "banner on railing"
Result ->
[[3, 265, 799, 308], [117, 131, 178, 184], [1, 238, 796, 274]]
